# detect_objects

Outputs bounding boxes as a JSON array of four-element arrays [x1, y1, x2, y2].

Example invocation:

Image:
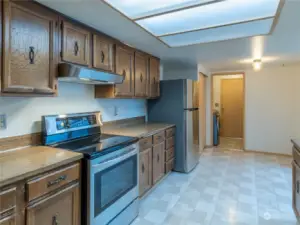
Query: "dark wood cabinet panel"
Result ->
[[134, 52, 147, 97], [2, 1, 58, 95], [293, 160, 300, 218], [139, 148, 152, 197], [152, 142, 165, 185], [93, 34, 114, 72], [61, 21, 90, 66], [115, 45, 134, 97], [0, 215, 16, 225], [26, 183, 80, 225], [149, 57, 160, 98]]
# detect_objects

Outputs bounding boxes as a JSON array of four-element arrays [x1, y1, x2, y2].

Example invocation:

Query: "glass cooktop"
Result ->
[[54, 134, 138, 159]]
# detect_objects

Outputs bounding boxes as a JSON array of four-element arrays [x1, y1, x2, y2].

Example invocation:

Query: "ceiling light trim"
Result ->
[[157, 16, 275, 38], [270, 0, 285, 34], [132, 0, 225, 21]]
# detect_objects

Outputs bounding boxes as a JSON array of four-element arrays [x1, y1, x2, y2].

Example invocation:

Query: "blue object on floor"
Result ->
[[213, 111, 220, 146]]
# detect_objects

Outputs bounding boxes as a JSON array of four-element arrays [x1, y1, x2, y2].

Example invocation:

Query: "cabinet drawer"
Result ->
[[139, 136, 153, 151], [153, 131, 165, 145], [27, 163, 80, 202], [0, 187, 16, 214], [293, 147, 300, 166], [165, 127, 175, 138], [165, 136, 174, 150], [165, 147, 174, 162], [165, 158, 174, 174]]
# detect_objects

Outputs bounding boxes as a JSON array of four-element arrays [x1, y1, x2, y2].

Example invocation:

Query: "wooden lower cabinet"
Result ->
[[139, 148, 152, 197], [0, 216, 15, 225], [293, 161, 300, 218], [152, 142, 165, 185], [27, 183, 80, 225]]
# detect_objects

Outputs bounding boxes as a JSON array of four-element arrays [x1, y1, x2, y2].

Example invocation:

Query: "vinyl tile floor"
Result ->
[[132, 148, 296, 225]]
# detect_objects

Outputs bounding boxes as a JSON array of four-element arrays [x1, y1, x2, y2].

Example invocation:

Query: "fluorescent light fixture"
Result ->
[[136, 0, 280, 36], [160, 19, 273, 47], [253, 59, 262, 71], [103, 0, 219, 19], [104, 0, 282, 47]]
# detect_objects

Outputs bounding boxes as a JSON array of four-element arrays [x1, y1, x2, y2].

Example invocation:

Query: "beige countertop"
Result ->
[[0, 146, 83, 188], [292, 139, 300, 151], [103, 122, 175, 138]]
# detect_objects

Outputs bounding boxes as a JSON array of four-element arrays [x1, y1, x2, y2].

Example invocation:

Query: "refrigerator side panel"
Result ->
[[186, 79, 194, 109], [148, 79, 186, 172]]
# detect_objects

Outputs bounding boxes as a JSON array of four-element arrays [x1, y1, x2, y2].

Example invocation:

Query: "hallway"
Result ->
[[132, 148, 294, 225], [218, 137, 244, 150]]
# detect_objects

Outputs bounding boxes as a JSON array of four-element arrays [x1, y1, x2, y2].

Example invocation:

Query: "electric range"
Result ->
[[42, 112, 139, 225]]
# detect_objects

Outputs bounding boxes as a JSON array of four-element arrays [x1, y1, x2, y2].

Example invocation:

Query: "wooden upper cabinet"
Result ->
[[0, 216, 15, 225], [149, 57, 160, 98], [93, 34, 114, 72], [26, 183, 80, 225], [2, 1, 58, 95], [61, 21, 90, 66], [134, 52, 148, 97], [115, 45, 134, 97]]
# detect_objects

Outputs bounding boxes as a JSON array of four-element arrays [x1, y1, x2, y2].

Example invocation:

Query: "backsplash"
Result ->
[[0, 82, 146, 138]]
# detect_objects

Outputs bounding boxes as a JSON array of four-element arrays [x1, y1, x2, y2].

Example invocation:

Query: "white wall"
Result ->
[[206, 64, 300, 155], [0, 82, 146, 138]]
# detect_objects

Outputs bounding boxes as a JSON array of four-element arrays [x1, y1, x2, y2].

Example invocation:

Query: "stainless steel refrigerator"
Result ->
[[148, 79, 200, 173]]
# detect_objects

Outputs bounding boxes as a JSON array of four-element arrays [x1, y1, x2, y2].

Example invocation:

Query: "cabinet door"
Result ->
[[26, 183, 80, 225], [134, 52, 147, 97], [139, 148, 152, 197], [2, 1, 58, 94], [93, 34, 114, 72], [149, 57, 160, 98], [152, 142, 165, 185], [293, 161, 300, 217], [0, 216, 15, 225], [115, 45, 134, 97], [61, 21, 90, 66]]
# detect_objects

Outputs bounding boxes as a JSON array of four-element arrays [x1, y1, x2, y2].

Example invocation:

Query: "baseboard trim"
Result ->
[[244, 149, 292, 157]]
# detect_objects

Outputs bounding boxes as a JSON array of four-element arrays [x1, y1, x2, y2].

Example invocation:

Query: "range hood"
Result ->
[[58, 63, 124, 85]]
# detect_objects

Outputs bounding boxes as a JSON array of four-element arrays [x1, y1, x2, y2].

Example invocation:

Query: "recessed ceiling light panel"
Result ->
[[136, 0, 280, 36], [103, 0, 217, 19], [160, 18, 273, 47]]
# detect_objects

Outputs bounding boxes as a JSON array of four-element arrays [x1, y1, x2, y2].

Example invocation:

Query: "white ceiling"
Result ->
[[37, 0, 300, 72]]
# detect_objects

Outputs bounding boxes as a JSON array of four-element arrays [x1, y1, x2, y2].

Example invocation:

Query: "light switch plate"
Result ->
[[0, 114, 7, 130]]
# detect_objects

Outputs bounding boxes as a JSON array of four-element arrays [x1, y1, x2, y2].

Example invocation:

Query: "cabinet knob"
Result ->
[[157, 154, 160, 162], [52, 215, 59, 225], [142, 163, 145, 173], [122, 69, 126, 79], [140, 73, 143, 83], [29, 46, 35, 64], [101, 51, 105, 63], [74, 41, 79, 56]]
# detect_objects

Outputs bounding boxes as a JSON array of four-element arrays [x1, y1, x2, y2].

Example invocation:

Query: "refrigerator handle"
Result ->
[[184, 107, 199, 111]]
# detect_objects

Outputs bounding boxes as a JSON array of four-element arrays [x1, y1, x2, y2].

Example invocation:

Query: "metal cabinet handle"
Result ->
[[47, 175, 67, 188], [140, 73, 143, 83], [122, 69, 126, 79], [142, 163, 145, 173], [52, 215, 58, 225], [74, 41, 79, 56], [297, 181, 299, 193], [157, 154, 159, 162], [153, 77, 156, 84], [101, 51, 105, 63], [29, 46, 35, 64]]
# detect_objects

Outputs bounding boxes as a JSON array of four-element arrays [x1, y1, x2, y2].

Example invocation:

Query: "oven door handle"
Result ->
[[91, 147, 137, 172]]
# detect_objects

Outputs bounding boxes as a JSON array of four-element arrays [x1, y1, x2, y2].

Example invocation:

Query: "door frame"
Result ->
[[210, 72, 246, 149], [198, 72, 207, 150]]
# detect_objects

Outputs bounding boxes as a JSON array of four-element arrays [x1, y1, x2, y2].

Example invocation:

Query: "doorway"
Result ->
[[211, 73, 245, 150]]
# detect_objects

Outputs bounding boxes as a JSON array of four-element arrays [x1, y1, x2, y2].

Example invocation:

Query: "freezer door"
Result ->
[[185, 108, 200, 172]]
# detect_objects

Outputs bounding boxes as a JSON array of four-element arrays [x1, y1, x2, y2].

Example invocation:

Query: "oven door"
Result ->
[[89, 144, 139, 225]]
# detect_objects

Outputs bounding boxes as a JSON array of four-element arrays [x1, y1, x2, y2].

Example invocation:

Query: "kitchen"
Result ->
[[0, 0, 298, 225], [0, 1, 201, 225]]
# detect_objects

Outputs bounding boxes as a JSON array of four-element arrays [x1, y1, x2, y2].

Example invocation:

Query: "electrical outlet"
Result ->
[[0, 114, 7, 130]]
